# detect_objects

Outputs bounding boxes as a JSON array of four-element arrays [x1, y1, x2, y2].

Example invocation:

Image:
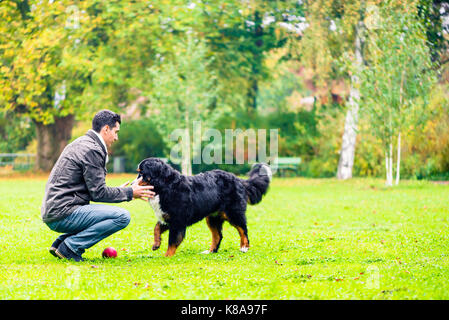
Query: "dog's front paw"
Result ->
[[201, 250, 211, 254], [152, 243, 160, 251], [240, 246, 249, 253]]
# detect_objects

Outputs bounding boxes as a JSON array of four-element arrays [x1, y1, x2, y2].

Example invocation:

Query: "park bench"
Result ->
[[273, 157, 302, 177]]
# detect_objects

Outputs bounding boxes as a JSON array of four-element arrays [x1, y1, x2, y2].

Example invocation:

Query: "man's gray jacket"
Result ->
[[41, 130, 133, 223]]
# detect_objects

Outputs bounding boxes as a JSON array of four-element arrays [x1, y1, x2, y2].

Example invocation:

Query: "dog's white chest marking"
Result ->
[[149, 195, 168, 225]]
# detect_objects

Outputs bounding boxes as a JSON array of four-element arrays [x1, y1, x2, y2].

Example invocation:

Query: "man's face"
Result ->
[[101, 122, 120, 149]]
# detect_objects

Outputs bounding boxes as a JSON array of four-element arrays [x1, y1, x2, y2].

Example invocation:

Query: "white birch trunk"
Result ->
[[385, 152, 389, 185], [389, 143, 393, 185], [395, 133, 401, 185], [337, 21, 364, 180], [181, 129, 192, 176], [181, 112, 192, 176], [386, 142, 393, 186]]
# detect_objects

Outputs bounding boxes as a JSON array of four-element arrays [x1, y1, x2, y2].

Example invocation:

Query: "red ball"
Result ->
[[102, 247, 117, 258]]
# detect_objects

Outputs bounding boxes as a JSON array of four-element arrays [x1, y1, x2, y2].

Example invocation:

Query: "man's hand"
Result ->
[[130, 177, 155, 201]]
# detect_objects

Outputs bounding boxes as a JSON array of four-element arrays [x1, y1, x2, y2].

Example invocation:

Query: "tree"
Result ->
[[336, 16, 365, 180], [147, 35, 220, 175], [0, 1, 96, 170], [199, 0, 304, 113], [299, 0, 387, 180], [0, 1, 168, 170], [359, 1, 436, 186]]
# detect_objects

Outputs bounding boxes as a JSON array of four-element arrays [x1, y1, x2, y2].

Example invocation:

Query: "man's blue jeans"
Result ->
[[46, 204, 131, 256]]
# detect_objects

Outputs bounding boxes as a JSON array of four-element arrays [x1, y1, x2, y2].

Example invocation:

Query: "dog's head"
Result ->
[[133, 157, 177, 187]]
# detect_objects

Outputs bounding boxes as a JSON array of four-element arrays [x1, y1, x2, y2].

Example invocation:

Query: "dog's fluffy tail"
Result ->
[[242, 163, 272, 205]]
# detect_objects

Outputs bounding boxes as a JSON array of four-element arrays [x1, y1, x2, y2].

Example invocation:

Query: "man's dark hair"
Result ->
[[92, 110, 121, 133]]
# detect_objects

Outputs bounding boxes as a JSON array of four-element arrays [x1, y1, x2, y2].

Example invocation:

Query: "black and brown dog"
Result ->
[[134, 158, 271, 257]]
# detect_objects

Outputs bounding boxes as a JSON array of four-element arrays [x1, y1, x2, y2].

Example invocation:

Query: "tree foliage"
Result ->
[[0, 0, 98, 124], [359, 0, 436, 184]]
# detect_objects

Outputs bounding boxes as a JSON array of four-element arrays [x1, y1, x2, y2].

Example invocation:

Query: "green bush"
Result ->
[[0, 112, 35, 153]]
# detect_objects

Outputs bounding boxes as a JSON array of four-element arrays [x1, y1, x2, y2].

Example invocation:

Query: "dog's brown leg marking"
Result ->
[[219, 211, 249, 252], [230, 224, 249, 251], [165, 244, 178, 257], [165, 230, 185, 257], [153, 223, 162, 251], [152, 222, 168, 251], [236, 226, 249, 248], [206, 216, 222, 253]]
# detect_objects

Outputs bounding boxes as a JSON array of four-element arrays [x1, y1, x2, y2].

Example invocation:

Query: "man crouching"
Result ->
[[41, 109, 155, 261]]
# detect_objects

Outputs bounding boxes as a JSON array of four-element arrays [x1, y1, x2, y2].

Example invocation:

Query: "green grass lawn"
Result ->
[[0, 174, 448, 299]]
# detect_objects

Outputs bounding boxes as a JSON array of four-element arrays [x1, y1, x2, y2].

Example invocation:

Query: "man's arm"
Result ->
[[82, 149, 133, 203]]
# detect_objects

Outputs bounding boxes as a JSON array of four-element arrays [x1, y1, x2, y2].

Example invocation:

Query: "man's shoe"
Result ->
[[55, 242, 84, 262], [49, 234, 71, 258]]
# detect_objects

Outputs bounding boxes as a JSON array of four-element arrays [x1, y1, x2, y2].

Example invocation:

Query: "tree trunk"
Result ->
[[385, 142, 393, 187], [34, 114, 75, 171], [337, 21, 364, 180], [181, 128, 192, 176], [385, 151, 390, 186], [181, 112, 192, 176], [389, 143, 393, 185], [395, 133, 401, 185], [337, 96, 359, 180]]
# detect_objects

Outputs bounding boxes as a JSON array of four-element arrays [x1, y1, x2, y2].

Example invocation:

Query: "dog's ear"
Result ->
[[142, 158, 165, 180], [154, 159, 164, 176], [159, 160, 170, 177], [141, 159, 155, 182]]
